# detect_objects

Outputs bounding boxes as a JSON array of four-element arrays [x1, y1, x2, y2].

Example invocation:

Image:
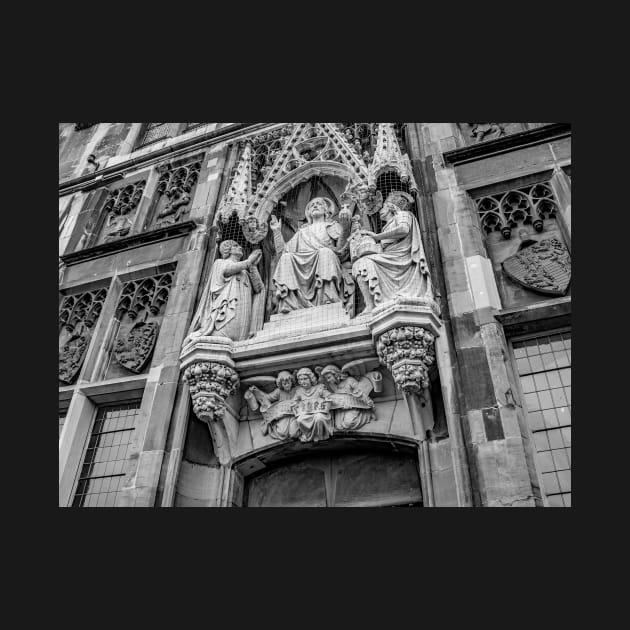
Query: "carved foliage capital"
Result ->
[[183, 361, 240, 423], [376, 326, 436, 396]]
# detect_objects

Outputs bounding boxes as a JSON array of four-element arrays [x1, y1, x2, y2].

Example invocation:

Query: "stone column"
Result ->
[[412, 122, 542, 507]]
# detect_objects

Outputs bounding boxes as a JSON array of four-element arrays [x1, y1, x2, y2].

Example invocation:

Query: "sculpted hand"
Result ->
[[247, 249, 262, 266], [269, 215, 281, 231], [359, 230, 377, 239]]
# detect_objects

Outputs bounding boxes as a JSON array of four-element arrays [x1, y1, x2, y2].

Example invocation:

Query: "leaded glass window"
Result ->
[[136, 123, 177, 148], [72, 402, 140, 507], [513, 332, 571, 507]]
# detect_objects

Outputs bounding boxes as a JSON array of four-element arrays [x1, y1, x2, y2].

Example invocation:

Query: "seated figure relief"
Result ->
[[244, 362, 381, 443], [187, 239, 263, 342], [270, 196, 353, 314], [351, 191, 432, 313]]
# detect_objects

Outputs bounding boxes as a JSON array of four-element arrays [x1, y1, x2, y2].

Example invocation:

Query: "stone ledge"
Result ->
[[442, 123, 571, 166], [60, 220, 196, 266], [494, 297, 571, 337]]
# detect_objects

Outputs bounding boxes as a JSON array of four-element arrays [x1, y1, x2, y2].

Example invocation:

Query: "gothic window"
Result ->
[[244, 449, 423, 507], [72, 402, 140, 507], [136, 123, 178, 148], [512, 331, 571, 507]]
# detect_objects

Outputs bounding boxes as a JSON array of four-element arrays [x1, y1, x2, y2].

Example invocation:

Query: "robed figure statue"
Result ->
[[187, 239, 263, 342], [352, 191, 432, 313], [270, 197, 351, 314]]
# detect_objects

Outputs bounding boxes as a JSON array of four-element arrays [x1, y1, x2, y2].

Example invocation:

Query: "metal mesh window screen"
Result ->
[[72, 402, 140, 507], [373, 171, 414, 233], [513, 332, 571, 507], [137, 123, 176, 148]]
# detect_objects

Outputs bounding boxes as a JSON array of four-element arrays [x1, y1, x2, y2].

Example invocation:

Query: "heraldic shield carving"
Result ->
[[114, 320, 159, 373], [502, 236, 571, 296], [59, 325, 90, 384]]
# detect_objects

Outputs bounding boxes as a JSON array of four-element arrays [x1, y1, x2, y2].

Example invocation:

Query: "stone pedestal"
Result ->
[[180, 336, 238, 464], [368, 297, 442, 439]]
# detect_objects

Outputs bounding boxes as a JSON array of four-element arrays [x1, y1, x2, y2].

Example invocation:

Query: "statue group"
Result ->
[[186, 187, 432, 344], [244, 364, 382, 443]]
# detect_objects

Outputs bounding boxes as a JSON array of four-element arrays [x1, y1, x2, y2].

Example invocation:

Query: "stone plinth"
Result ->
[[368, 297, 443, 439]]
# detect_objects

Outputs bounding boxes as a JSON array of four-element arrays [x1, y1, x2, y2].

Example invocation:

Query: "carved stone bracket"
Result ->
[[368, 296, 442, 439], [180, 336, 239, 464], [183, 361, 239, 423], [375, 327, 436, 396]]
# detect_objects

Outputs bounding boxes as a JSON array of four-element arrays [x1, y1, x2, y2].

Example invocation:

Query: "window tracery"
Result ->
[[475, 182, 558, 239]]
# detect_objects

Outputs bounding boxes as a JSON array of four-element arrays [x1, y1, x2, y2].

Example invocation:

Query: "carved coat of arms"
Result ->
[[502, 236, 571, 296], [114, 320, 158, 373], [59, 327, 90, 384]]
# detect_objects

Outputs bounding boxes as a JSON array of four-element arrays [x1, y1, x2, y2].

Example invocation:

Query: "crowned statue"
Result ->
[[270, 196, 352, 314], [352, 191, 432, 313], [187, 239, 263, 342]]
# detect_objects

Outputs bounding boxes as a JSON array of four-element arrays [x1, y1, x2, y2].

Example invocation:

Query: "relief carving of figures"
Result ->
[[244, 362, 381, 442], [187, 240, 263, 342], [101, 181, 146, 243], [319, 364, 380, 430], [469, 123, 506, 143], [154, 159, 201, 228], [270, 197, 353, 314], [292, 367, 335, 442], [351, 191, 432, 313]]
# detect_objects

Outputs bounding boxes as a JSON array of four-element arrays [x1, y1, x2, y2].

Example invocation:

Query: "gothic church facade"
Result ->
[[59, 122, 571, 507]]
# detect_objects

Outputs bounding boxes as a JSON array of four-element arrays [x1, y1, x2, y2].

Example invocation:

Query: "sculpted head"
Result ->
[[219, 239, 243, 260], [305, 197, 335, 223], [381, 191, 414, 220], [296, 367, 317, 388], [320, 365, 342, 386], [276, 370, 294, 392]]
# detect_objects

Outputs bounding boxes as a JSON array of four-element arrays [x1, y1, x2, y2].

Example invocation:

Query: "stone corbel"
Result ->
[[368, 297, 441, 440], [180, 336, 240, 464]]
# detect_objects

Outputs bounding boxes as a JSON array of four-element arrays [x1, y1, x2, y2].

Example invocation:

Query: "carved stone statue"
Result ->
[[352, 191, 431, 313], [187, 240, 263, 342], [292, 367, 334, 442], [270, 196, 352, 314], [319, 364, 377, 430], [246, 370, 298, 440], [243, 361, 381, 442]]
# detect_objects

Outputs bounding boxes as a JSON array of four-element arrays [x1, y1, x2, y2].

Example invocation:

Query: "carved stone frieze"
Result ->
[[59, 288, 107, 383], [375, 326, 436, 397], [153, 156, 202, 228], [100, 180, 146, 243], [243, 361, 382, 443], [183, 361, 240, 423]]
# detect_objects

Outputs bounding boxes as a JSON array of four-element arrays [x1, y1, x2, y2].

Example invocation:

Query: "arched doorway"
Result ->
[[238, 438, 423, 507]]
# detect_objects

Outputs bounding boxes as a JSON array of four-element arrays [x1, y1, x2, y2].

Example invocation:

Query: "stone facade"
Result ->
[[59, 122, 571, 507]]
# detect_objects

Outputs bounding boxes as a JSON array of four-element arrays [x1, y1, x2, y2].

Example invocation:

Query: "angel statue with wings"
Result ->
[[319, 363, 381, 430], [244, 370, 298, 440]]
